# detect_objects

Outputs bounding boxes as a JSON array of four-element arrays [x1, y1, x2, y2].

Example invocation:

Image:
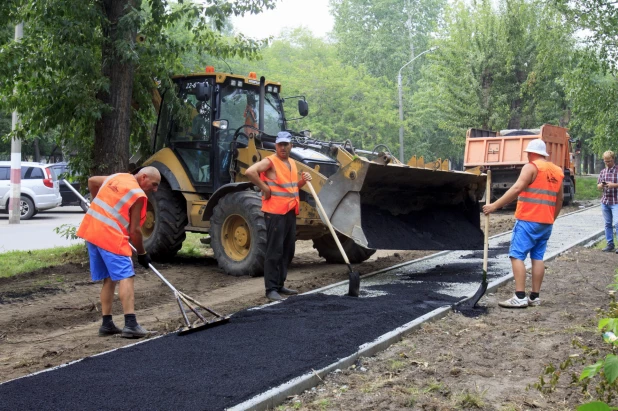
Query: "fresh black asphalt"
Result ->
[[0, 259, 509, 411]]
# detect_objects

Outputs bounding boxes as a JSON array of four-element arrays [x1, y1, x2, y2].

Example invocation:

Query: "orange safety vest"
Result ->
[[260, 155, 300, 215], [76, 173, 148, 256], [514, 160, 564, 224]]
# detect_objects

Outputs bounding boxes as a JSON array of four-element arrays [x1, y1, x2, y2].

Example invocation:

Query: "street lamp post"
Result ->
[[398, 46, 437, 162]]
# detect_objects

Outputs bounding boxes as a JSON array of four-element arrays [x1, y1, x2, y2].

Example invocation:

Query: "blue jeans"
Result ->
[[601, 203, 618, 247]]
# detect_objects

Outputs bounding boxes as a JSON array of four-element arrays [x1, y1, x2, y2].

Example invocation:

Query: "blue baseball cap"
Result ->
[[276, 131, 292, 144]]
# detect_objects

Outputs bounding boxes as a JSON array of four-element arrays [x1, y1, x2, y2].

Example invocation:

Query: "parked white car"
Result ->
[[0, 162, 62, 219]]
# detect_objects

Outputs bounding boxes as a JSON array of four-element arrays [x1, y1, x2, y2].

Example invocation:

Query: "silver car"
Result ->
[[0, 161, 62, 219]]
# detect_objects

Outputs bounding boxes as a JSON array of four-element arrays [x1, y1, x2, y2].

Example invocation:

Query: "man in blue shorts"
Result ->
[[77, 167, 161, 337], [483, 139, 564, 308]]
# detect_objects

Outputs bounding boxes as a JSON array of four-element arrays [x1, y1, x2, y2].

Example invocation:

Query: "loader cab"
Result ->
[[217, 81, 285, 184], [153, 74, 288, 191], [154, 78, 216, 191]]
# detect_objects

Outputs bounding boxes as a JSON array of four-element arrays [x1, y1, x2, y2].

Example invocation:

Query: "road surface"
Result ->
[[0, 206, 84, 253]]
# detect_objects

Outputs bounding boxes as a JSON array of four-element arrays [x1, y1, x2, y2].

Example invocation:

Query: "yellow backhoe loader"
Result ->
[[141, 66, 487, 276]]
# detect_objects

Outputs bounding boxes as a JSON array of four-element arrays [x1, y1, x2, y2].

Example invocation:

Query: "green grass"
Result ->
[[0, 244, 88, 279], [575, 176, 602, 201], [177, 232, 211, 258], [389, 359, 406, 371], [0, 231, 210, 279]]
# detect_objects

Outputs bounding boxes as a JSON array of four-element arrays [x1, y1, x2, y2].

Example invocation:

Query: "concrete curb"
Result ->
[[229, 206, 604, 411]]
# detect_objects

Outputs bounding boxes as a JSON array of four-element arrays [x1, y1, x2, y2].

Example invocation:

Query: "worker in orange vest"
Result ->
[[77, 166, 161, 337], [246, 131, 312, 301], [483, 139, 564, 308]]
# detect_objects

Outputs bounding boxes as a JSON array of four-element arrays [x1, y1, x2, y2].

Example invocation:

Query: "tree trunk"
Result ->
[[583, 154, 589, 174], [595, 154, 604, 174], [507, 99, 521, 129], [93, 0, 137, 175], [33, 138, 41, 162]]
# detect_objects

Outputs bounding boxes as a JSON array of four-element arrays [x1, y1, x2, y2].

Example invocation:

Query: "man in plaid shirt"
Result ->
[[598, 150, 618, 252]]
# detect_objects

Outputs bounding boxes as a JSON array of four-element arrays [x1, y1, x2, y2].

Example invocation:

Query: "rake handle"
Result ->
[[306, 181, 351, 266]]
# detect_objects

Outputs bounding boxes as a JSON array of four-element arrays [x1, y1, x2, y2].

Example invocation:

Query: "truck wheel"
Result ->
[[20, 196, 36, 220], [312, 234, 376, 264], [142, 180, 187, 260], [563, 179, 575, 206], [210, 191, 267, 277]]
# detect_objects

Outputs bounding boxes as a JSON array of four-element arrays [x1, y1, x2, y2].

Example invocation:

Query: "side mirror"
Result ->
[[213, 119, 229, 130], [196, 83, 212, 102], [298, 100, 309, 117]]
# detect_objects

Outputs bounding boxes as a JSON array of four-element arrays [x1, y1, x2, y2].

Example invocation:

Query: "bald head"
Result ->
[[135, 166, 161, 193]]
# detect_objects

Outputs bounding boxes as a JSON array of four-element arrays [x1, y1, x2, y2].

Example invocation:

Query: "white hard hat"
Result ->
[[524, 139, 549, 157]]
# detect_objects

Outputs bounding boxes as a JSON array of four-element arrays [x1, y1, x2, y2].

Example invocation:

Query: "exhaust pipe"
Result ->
[[259, 76, 265, 133]]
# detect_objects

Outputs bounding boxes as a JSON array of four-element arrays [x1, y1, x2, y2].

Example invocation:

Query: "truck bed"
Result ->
[[463, 124, 570, 170]]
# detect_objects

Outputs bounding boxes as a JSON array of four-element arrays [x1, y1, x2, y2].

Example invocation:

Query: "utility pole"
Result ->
[[9, 23, 23, 224]]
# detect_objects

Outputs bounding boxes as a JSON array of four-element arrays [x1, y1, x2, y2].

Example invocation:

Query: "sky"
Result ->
[[230, 0, 334, 39]]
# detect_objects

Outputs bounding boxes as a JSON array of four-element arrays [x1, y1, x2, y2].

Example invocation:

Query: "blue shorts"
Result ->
[[87, 242, 135, 282], [509, 220, 553, 261]]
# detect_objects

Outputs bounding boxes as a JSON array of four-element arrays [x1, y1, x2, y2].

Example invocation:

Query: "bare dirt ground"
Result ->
[[0, 201, 602, 410], [283, 246, 613, 411]]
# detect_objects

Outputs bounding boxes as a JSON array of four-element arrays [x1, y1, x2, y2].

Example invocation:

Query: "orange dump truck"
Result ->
[[463, 124, 576, 205]]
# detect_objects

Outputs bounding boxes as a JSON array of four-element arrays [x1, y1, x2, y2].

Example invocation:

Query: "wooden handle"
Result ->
[[483, 170, 491, 272], [306, 181, 351, 265]]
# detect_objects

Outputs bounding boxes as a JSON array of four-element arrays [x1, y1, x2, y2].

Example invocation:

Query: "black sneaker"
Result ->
[[121, 324, 152, 339], [266, 290, 283, 301], [99, 322, 122, 337], [603, 245, 615, 252], [279, 287, 298, 295]]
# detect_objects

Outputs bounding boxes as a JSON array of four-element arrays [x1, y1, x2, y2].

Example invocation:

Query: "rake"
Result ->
[[64, 180, 230, 336]]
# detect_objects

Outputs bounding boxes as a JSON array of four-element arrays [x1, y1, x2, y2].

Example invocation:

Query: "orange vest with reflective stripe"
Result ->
[[76, 173, 148, 256], [514, 160, 564, 224], [260, 155, 300, 215]]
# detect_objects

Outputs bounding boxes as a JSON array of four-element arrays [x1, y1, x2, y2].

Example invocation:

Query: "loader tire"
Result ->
[[312, 234, 376, 264], [142, 180, 187, 261], [210, 191, 267, 277]]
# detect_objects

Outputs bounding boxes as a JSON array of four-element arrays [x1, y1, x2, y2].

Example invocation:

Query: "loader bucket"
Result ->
[[316, 159, 486, 251]]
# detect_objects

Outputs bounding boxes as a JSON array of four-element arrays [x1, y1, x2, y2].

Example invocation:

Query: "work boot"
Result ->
[[98, 322, 122, 337], [279, 287, 298, 295], [266, 290, 283, 301], [121, 324, 152, 339], [603, 244, 615, 252]]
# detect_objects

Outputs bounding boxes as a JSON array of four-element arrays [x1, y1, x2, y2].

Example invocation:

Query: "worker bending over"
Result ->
[[77, 167, 161, 337]]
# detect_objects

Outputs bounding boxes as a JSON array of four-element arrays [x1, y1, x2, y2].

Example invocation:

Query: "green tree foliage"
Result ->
[[409, 0, 574, 163], [554, 0, 618, 70], [563, 53, 618, 154], [330, 0, 446, 81], [553, 0, 618, 153], [0, 0, 274, 175], [228, 28, 400, 154]]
